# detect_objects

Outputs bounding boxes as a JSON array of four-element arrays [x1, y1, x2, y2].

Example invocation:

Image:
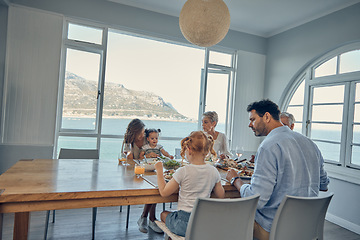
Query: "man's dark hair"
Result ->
[[247, 99, 280, 120]]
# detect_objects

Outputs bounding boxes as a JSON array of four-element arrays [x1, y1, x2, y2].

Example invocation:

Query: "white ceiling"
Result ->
[[108, 0, 360, 37]]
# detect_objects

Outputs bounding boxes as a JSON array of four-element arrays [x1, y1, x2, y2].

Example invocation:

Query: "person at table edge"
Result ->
[[280, 111, 295, 130], [226, 99, 330, 240], [124, 119, 163, 234], [202, 111, 232, 159]]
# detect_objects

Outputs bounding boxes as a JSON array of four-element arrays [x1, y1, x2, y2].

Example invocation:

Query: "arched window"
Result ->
[[283, 42, 360, 175]]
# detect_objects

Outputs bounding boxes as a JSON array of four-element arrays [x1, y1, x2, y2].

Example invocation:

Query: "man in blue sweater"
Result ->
[[227, 99, 329, 240]]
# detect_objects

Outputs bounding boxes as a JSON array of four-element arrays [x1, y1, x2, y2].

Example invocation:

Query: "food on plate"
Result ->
[[238, 168, 253, 177], [215, 158, 238, 169], [215, 157, 254, 179], [223, 158, 238, 168], [164, 169, 175, 181], [163, 159, 181, 170]]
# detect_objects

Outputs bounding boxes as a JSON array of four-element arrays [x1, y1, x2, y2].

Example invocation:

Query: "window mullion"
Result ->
[[302, 69, 311, 136], [198, 49, 209, 130], [96, 27, 108, 151], [345, 82, 356, 167], [53, 21, 69, 158], [305, 83, 313, 137]]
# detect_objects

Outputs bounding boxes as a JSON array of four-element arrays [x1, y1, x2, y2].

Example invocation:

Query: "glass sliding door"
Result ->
[[61, 48, 101, 131], [56, 22, 106, 156], [204, 70, 231, 133], [201, 49, 235, 139]]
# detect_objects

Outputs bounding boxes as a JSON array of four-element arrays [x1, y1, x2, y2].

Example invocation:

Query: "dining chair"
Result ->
[[156, 194, 260, 240], [44, 148, 99, 240], [269, 192, 334, 240]]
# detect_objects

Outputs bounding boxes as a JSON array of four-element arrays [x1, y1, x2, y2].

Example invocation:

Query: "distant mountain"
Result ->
[[63, 72, 189, 120]]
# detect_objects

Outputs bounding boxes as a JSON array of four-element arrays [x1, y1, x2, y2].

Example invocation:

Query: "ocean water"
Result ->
[[59, 117, 360, 166], [59, 117, 225, 160]]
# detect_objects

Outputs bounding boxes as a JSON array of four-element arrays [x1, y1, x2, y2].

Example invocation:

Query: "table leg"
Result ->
[[0, 213, 3, 240], [13, 212, 30, 240]]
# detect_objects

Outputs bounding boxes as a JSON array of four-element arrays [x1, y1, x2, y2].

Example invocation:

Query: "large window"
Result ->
[[55, 21, 236, 159], [282, 43, 360, 175]]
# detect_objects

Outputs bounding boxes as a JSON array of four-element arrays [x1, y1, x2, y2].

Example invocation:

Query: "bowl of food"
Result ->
[[143, 159, 158, 171], [163, 159, 181, 170]]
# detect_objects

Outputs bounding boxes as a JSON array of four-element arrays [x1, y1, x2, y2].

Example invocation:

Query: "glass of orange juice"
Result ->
[[118, 153, 127, 165], [134, 164, 145, 178]]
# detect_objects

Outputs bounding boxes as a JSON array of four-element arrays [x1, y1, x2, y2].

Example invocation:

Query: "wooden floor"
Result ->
[[2, 203, 359, 240]]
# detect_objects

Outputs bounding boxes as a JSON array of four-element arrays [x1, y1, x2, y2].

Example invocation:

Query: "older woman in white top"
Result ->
[[202, 111, 232, 159]]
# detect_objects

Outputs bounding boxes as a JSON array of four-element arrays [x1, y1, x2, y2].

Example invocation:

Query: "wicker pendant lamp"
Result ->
[[179, 0, 230, 47]]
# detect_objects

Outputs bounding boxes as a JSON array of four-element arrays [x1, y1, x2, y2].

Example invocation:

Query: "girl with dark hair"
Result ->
[[140, 128, 173, 159], [123, 118, 145, 161]]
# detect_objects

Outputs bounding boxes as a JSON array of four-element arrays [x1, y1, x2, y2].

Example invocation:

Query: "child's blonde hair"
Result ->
[[180, 131, 216, 159]]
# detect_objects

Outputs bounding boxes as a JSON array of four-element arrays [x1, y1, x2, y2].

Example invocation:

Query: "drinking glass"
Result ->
[[122, 143, 131, 166], [134, 163, 145, 178], [118, 152, 127, 165], [235, 146, 244, 159]]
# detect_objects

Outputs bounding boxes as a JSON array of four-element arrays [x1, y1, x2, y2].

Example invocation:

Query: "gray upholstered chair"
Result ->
[[269, 193, 334, 240], [44, 148, 99, 240], [156, 194, 260, 240]]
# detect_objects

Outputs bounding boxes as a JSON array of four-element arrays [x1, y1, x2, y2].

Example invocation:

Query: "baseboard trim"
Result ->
[[326, 213, 360, 235]]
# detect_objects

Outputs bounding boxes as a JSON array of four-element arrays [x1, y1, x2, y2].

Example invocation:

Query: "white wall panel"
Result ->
[[231, 50, 266, 155], [3, 6, 62, 144]]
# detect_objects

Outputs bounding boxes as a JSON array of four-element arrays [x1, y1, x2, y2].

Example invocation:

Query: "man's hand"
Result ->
[[226, 168, 239, 182], [226, 168, 244, 191]]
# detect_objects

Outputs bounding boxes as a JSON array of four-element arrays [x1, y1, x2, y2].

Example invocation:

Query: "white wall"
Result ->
[[0, 4, 8, 140], [326, 178, 360, 234], [264, 3, 360, 234], [0, 6, 62, 173], [265, 3, 360, 105], [3, 6, 62, 144]]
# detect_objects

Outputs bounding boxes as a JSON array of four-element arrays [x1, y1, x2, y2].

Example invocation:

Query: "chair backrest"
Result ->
[[269, 193, 334, 240], [58, 148, 99, 159], [185, 194, 260, 240]]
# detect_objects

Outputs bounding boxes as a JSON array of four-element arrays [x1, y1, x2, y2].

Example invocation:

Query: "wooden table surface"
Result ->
[[0, 159, 240, 240]]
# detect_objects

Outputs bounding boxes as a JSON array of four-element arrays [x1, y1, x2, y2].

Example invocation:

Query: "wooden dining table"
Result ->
[[0, 158, 240, 240]]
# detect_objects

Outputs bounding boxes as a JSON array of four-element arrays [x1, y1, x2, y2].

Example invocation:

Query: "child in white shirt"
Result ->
[[155, 131, 225, 237]]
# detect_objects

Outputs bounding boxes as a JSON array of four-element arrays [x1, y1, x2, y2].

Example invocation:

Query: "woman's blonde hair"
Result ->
[[202, 111, 218, 126], [180, 131, 216, 159], [124, 119, 145, 145]]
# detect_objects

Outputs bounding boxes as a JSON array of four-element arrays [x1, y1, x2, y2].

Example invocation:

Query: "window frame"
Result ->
[[281, 41, 360, 184], [54, 19, 237, 158]]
